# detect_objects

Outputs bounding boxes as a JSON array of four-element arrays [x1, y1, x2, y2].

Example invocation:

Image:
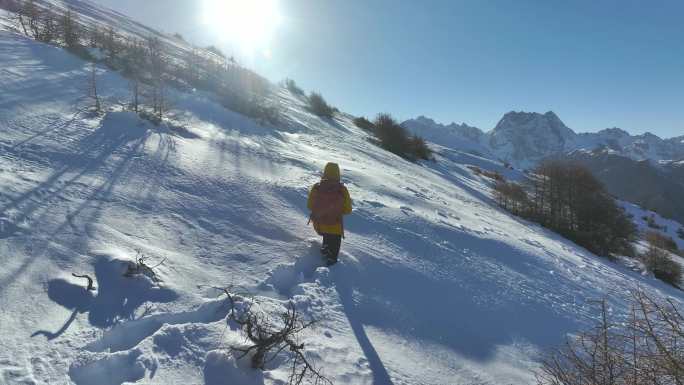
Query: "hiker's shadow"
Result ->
[[33, 255, 177, 339], [331, 263, 395, 385]]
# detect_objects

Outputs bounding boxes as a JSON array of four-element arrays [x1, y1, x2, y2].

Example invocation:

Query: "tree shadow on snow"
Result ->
[[32, 255, 177, 339], [0, 112, 150, 292]]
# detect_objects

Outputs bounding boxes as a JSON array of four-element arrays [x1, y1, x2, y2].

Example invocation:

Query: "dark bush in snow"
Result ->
[[643, 246, 681, 286], [284, 78, 305, 97], [645, 230, 679, 253], [643, 214, 664, 230], [408, 135, 431, 161], [59, 8, 83, 53], [219, 91, 280, 125], [353, 116, 375, 131], [678, 227, 684, 240], [372, 113, 432, 161], [642, 236, 682, 287], [468, 165, 503, 181], [308, 91, 335, 119]]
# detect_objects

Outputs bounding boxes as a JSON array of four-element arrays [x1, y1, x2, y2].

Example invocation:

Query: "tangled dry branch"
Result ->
[[124, 250, 166, 282], [71, 273, 95, 291], [213, 287, 332, 385]]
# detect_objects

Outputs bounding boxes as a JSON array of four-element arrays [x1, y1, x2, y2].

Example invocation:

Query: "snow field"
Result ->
[[1, 12, 684, 385]]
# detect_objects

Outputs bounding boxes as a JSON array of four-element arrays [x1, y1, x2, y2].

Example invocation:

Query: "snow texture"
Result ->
[[1, 3, 684, 385]]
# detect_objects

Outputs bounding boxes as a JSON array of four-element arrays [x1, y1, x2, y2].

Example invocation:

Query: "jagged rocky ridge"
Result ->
[[402, 111, 684, 170]]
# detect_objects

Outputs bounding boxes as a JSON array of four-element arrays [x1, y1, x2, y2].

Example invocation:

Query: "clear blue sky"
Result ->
[[92, 0, 683, 137]]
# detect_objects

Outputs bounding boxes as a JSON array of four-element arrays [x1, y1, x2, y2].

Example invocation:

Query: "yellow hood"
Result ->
[[322, 162, 340, 181]]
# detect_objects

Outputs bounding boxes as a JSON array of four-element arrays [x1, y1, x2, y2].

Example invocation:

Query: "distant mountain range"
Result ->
[[403, 112, 684, 223], [402, 111, 684, 170]]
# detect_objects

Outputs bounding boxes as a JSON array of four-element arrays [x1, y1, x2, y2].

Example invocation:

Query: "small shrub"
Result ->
[[643, 214, 663, 230], [468, 166, 502, 181], [308, 92, 334, 118], [645, 230, 679, 253], [216, 288, 332, 385], [353, 116, 375, 131], [467, 165, 482, 174], [642, 245, 681, 287], [408, 135, 432, 161], [372, 113, 432, 161], [247, 98, 280, 125], [284, 78, 305, 97], [124, 250, 166, 283], [678, 227, 684, 240], [220, 91, 280, 125]]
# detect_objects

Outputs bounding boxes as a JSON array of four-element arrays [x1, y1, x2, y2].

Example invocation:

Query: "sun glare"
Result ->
[[202, 0, 282, 56]]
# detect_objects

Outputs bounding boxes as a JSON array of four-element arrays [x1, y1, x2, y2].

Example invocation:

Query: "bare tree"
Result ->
[[86, 25, 103, 48], [146, 36, 168, 121], [15, 0, 40, 37], [33, 6, 58, 44], [60, 8, 80, 51], [7, 0, 30, 35], [537, 290, 684, 385], [185, 47, 203, 86], [104, 26, 121, 61], [87, 63, 101, 113], [122, 38, 146, 113], [518, 160, 635, 258]]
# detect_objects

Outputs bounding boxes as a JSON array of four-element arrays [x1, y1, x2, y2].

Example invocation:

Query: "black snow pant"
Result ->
[[321, 233, 342, 262]]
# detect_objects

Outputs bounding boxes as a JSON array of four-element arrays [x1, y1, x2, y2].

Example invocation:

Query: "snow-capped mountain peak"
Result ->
[[485, 110, 576, 168]]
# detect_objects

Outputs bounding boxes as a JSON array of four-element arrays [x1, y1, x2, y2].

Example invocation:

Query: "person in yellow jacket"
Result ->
[[307, 162, 352, 265]]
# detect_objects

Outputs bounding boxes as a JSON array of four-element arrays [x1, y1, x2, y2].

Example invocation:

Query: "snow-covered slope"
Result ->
[[403, 112, 684, 170], [620, 201, 684, 252], [2, 4, 684, 385]]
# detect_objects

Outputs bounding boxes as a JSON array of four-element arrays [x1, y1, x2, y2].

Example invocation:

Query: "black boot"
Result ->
[[322, 234, 341, 266]]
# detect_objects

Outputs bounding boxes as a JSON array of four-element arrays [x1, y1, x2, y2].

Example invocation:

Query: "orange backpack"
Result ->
[[311, 181, 345, 225]]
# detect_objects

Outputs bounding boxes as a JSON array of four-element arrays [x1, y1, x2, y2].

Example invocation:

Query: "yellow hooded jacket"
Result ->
[[307, 163, 352, 236]]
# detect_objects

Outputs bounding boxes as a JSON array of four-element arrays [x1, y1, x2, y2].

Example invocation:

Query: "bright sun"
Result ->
[[202, 0, 282, 56]]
